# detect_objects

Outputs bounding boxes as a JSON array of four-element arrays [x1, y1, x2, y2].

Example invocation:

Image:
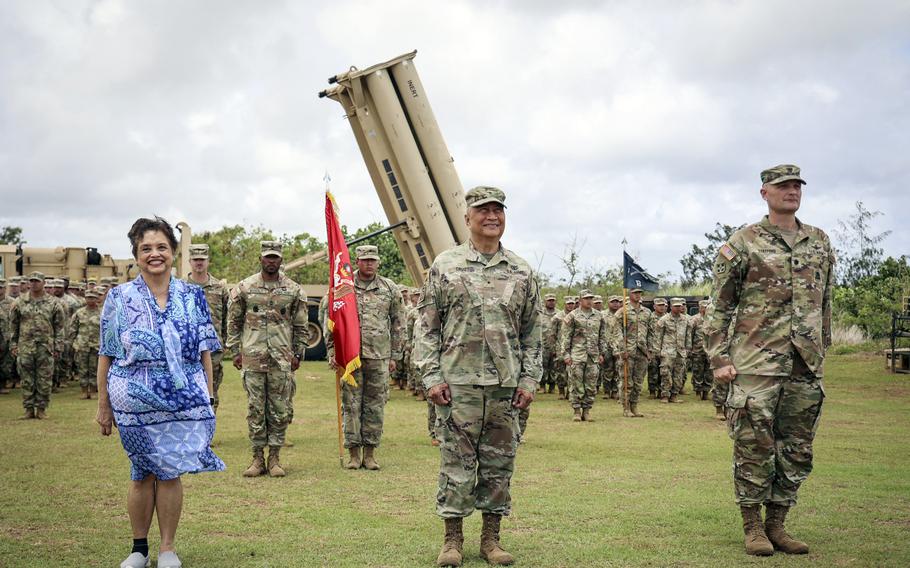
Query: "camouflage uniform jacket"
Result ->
[[414, 241, 542, 392], [69, 305, 102, 352], [405, 305, 419, 353], [546, 311, 570, 357], [560, 308, 608, 361], [705, 216, 835, 377], [185, 273, 228, 349], [656, 312, 692, 358], [602, 310, 619, 356], [689, 313, 707, 353], [326, 271, 404, 361], [540, 306, 557, 358], [10, 294, 65, 356], [0, 297, 10, 353], [226, 272, 308, 372], [611, 303, 654, 357]]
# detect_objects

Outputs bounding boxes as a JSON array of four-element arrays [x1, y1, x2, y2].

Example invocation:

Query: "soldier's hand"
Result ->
[[291, 356, 300, 371], [598, 355, 605, 364], [232, 354, 242, 370], [389, 360, 397, 374], [427, 383, 451, 406], [10, 347, 17, 358], [513, 388, 535, 410], [713, 365, 737, 384], [621, 352, 629, 361], [564, 357, 572, 366], [96, 402, 114, 436]]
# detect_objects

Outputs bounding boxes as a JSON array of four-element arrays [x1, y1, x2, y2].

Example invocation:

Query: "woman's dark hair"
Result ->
[[128, 216, 179, 259]]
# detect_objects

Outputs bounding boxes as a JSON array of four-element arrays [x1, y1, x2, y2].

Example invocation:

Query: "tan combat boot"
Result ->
[[669, 394, 683, 403], [480, 513, 514, 565], [362, 446, 380, 470], [20, 408, 35, 420], [243, 448, 266, 477], [765, 503, 809, 554], [267, 446, 286, 477], [558, 386, 566, 399], [741, 505, 774, 556], [572, 408, 582, 422], [345, 447, 362, 469], [630, 404, 644, 418], [35, 408, 47, 419], [715, 406, 726, 421], [581, 408, 593, 422], [436, 517, 464, 567]]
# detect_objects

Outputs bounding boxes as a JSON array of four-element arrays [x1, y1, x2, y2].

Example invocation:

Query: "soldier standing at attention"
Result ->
[[548, 296, 576, 400], [706, 164, 832, 556], [185, 244, 229, 412], [327, 244, 404, 471], [227, 241, 308, 478], [9, 272, 64, 419], [415, 186, 541, 567], [656, 298, 692, 403], [602, 295, 622, 400], [612, 287, 654, 418], [647, 298, 667, 398], [539, 293, 558, 394], [69, 289, 102, 399], [0, 278, 11, 394], [688, 300, 712, 401], [561, 289, 608, 421]]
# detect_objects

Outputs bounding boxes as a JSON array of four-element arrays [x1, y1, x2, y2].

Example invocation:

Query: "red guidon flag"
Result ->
[[325, 191, 361, 387]]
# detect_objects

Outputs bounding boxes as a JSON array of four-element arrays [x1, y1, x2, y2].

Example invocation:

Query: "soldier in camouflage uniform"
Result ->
[[0, 278, 12, 394], [415, 186, 541, 567], [539, 293, 558, 394], [9, 272, 65, 419], [647, 297, 668, 398], [656, 298, 692, 403], [548, 296, 576, 400], [688, 299, 712, 401], [393, 285, 410, 391], [601, 295, 622, 400], [185, 244, 229, 411], [4, 277, 21, 390], [612, 288, 654, 418], [706, 164, 833, 556], [326, 244, 404, 471], [45, 279, 69, 391], [561, 290, 608, 421], [227, 241, 308, 478], [69, 289, 102, 399]]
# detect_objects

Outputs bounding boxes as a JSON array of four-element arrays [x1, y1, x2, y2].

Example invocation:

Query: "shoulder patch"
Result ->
[[718, 242, 738, 261]]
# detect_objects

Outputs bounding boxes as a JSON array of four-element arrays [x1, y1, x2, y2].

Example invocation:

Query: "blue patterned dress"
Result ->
[[100, 275, 226, 481]]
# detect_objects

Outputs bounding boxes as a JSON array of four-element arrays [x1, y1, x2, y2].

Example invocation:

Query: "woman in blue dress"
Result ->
[[96, 217, 225, 568]]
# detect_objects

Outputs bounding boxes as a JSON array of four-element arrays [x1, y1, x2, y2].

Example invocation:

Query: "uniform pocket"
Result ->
[[726, 381, 749, 438]]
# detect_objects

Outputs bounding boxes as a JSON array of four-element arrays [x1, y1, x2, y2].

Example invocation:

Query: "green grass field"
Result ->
[[1, 354, 908, 567]]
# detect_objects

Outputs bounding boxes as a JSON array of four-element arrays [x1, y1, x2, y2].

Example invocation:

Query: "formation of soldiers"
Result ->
[[0, 273, 116, 416], [539, 289, 722, 421]]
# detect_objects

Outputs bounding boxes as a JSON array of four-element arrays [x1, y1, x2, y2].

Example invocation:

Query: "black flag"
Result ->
[[623, 251, 660, 291]]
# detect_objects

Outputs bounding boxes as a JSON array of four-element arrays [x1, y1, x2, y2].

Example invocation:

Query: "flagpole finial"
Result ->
[[324, 170, 332, 191], [621, 237, 628, 250]]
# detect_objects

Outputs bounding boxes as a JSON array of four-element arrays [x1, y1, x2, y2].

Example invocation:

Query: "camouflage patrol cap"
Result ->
[[761, 164, 806, 186], [87, 278, 98, 285], [85, 289, 100, 299], [260, 241, 283, 258], [563, 295, 576, 304], [629, 287, 644, 294], [593, 295, 603, 303], [9, 276, 21, 284], [71, 282, 84, 291], [50, 278, 65, 288], [579, 289, 595, 299], [653, 297, 667, 306], [608, 295, 622, 303], [671, 297, 685, 307], [355, 245, 380, 261], [699, 299, 710, 307], [0, 278, 5, 286], [465, 186, 507, 208], [544, 293, 557, 301], [28, 271, 45, 281], [189, 244, 209, 260]]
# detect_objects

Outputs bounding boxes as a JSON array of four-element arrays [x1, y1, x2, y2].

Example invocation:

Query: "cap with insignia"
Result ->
[[72, 282, 84, 290], [9, 276, 21, 284], [355, 245, 380, 261], [578, 289, 595, 299], [629, 287, 644, 294], [28, 271, 45, 281], [653, 297, 667, 306], [671, 297, 685, 307], [608, 295, 622, 302], [260, 241, 283, 258], [544, 293, 557, 301], [593, 295, 603, 302], [85, 289, 99, 299], [465, 186, 507, 208], [87, 278, 98, 285], [761, 164, 806, 186], [189, 244, 210, 260], [563, 295, 576, 304], [51, 278, 65, 287]]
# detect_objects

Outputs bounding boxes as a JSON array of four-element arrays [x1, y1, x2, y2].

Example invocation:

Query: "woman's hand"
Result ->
[[96, 400, 114, 436]]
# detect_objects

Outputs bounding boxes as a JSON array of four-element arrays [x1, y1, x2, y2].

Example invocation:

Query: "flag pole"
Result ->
[[334, 369, 345, 467], [622, 286, 630, 414]]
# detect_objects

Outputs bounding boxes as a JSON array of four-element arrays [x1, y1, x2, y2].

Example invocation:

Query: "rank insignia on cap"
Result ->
[[719, 243, 738, 261]]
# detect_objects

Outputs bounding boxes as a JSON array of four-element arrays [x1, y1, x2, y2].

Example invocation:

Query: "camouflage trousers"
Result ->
[[0, 344, 14, 387], [242, 364, 294, 448], [342, 358, 390, 448], [73, 348, 99, 389], [712, 377, 729, 408], [568, 356, 599, 409], [599, 354, 616, 395], [647, 355, 661, 395], [552, 359, 568, 389], [435, 384, 518, 518], [53, 346, 68, 388], [210, 351, 224, 411], [18, 348, 54, 410], [619, 353, 648, 406], [726, 354, 825, 506], [540, 352, 555, 388], [689, 351, 711, 393], [659, 355, 687, 398]]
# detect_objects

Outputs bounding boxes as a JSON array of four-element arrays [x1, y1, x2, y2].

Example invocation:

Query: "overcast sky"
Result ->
[[1, 0, 907, 282]]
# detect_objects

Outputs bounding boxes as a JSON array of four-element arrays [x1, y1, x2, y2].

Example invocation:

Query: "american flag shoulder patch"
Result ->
[[719, 243, 738, 261]]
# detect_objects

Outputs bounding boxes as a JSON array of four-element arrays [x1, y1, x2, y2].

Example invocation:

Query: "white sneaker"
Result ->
[[120, 552, 150, 568], [157, 551, 183, 568]]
